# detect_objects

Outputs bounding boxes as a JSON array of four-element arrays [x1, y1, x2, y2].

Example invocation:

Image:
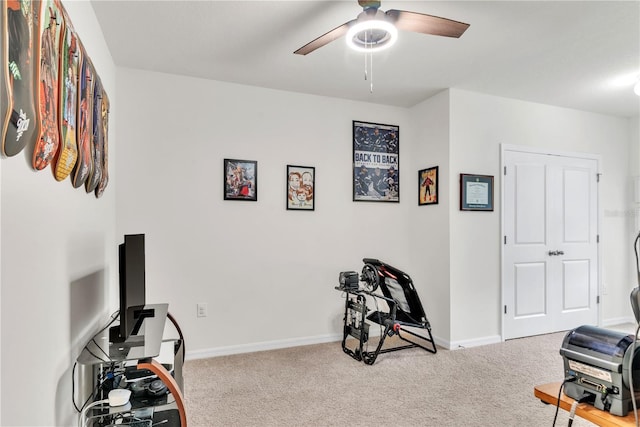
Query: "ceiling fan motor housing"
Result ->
[[358, 0, 382, 10], [349, 9, 396, 49]]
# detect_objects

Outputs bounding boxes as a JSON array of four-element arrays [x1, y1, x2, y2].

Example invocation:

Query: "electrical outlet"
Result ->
[[197, 303, 208, 318]]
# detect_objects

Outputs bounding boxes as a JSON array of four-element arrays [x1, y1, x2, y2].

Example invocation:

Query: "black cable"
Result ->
[[552, 377, 576, 426], [72, 362, 81, 412], [73, 364, 102, 414], [81, 384, 98, 414], [567, 394, 593, 427], [632, 231, 640, 427], [72, 311, 120, 413], [85, 310, 120, 363], [629, 321, 640, 427], [91, 337, 112, 361], [633, 233, 640, 286], [85, 346, 109, 364]]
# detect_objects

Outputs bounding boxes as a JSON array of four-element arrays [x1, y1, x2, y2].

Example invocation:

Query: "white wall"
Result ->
[[115, 70, 636, 356], [0, 2, 117, 426], [406, 90, 452, 344], [448, 89, 633, 344], [115, 68, 415, 356], [631, 118, 640, 177], [630, 118, 639, 294]]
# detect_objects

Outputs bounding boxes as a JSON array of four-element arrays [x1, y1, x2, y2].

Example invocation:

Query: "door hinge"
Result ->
[[504, 166, 507, 175], [597, 173, 601, 183], [597, 295, 600, 304], [504, 305, 507, 314], [504, 235, 507, 245], [597, 234, 600, 243]]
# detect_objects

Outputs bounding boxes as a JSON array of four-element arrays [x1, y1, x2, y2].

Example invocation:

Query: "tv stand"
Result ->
[[108, 307, 157, 343], [77, 304, 186, 427], [108, 324, 126, 343]]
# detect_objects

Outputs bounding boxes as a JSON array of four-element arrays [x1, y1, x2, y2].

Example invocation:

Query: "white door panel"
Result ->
[[563, 168, 591, 243], [562, 259, 590, 310], [514, 262, 547, 317], [515, 163, 546, 244]]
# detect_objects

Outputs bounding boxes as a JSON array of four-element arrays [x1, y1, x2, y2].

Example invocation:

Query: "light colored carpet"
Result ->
[[183, 325, 637, 427]]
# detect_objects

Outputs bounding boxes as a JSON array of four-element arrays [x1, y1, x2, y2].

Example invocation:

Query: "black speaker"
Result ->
[[339, 271, 359, 290], [146, 379, 168, 397]]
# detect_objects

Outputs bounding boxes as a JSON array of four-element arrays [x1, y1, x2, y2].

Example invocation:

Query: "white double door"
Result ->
[[502, 148, 599, 340]]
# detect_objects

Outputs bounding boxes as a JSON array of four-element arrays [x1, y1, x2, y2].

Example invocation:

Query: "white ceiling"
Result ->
[[90, 0, 640, 118]]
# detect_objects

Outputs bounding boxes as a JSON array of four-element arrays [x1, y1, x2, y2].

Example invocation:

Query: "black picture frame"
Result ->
[[460, 174, 494, 211], [287, 165, 315, 211], [224, 159, 257, 201], [352, 120, 399, 202], [419, 166, 439, 206]]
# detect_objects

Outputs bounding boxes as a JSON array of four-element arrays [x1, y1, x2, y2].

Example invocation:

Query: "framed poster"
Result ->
[[224, 159, 257, 201], [460, 174, 493, 211], [287, 165, 315, 211], [353, 120, 399, 202], [419, 166, 438, 205]]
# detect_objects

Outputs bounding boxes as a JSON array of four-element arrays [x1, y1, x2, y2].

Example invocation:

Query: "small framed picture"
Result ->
[[287, 165, 315, 211], [460, 174, 494, 211], [224, 159, 257, 201], [419, 166, 438, 206]]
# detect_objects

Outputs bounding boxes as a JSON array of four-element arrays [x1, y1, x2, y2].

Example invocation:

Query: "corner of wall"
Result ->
[[407, 91, 452, 343]]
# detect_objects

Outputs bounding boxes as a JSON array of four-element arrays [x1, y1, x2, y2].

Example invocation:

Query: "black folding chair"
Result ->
[[337, 258, 437, 365]]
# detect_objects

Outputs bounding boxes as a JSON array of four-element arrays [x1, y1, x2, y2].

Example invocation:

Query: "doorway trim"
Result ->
[[500, 143, 602, 341]]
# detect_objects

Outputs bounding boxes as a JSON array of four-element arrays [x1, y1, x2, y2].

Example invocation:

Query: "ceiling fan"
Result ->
[[294, 0, 470, 55]]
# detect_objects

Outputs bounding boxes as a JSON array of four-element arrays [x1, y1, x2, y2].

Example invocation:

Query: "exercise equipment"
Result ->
[[335, 258, 437, 365]]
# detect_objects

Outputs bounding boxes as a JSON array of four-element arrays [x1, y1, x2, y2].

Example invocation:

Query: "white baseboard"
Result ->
[[602, 316, 636, 327], [191, 324, 640, 358], [185, 331, 500, 359], [448, 334, 502, 350], [431, 335, 449, 350], [185, 333, 343, 361]]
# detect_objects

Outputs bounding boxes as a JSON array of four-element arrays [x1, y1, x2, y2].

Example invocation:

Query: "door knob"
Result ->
[[548, 250, 558, 256], [557, 250, 564, 255]]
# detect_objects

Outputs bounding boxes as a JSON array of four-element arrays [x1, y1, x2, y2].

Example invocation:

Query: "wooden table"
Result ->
[[534, 382, 637, 427]]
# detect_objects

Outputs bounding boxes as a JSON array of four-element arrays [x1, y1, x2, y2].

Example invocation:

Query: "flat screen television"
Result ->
[[110, 233, 154, 343]]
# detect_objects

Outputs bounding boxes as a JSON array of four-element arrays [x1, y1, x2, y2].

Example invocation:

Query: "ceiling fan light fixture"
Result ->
[[346, 19, 398, 53]]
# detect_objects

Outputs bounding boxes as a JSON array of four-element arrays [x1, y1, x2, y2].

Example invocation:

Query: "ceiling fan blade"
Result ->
[[294, 20, 353, 55], [386, 9, 469, 38]]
